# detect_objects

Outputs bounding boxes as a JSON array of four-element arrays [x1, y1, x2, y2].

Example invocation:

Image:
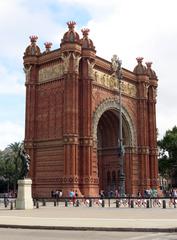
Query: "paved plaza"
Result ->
[[0, 202, 177, 232]]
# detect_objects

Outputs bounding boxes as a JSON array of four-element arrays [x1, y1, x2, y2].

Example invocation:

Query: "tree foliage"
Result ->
[[158, 126, 177, 184], [0, 142, 23, 192]]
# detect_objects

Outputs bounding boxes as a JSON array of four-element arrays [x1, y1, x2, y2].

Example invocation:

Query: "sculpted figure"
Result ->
[[23, 65, 32, 82], [111, 54, 122, 80], [73, 53, 81, 73], [111, 54, 118, 72], [87, 59, 95, 78], [61, 53, 71, 73], [94, 71, 98, 81], [19, 149, 31, 179], [144, 83, 149, 98]]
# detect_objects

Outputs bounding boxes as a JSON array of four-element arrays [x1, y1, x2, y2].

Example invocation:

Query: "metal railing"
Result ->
[[0, 196, 176, 210], [32, 197, 177, 209], [0, 197, 16, 209]]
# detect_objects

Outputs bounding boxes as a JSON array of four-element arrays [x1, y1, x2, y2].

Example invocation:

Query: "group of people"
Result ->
[[51, 190, 63, 199], [162, 188, 177, 197], [69, 190, 78, 199], [99, 190, 125, 198], [50, 189, 79, 202], [142, 188, 177, 198], [49, 188, 177, 200], [139, 188, 158, 198]]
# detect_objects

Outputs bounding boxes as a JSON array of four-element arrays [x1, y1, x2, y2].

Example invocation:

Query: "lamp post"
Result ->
[[111, 55, 125, 197]]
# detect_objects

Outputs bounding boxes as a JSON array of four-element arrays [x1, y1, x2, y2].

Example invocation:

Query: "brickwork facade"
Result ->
[[23, 22, 158, 197]]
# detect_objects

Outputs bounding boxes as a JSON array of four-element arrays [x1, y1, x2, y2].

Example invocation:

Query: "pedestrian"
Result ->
[[55, 190, 59, 201], [51, 190, 54, 198], [59, 190, 63, 198]]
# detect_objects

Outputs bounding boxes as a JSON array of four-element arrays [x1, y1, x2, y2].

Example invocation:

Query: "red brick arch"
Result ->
[[23, 24, 159, 197], [92, 98, 136, 147]]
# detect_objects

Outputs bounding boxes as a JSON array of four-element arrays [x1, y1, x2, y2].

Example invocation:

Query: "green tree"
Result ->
[[158, 126, 177, 187], [0, 142, 23, 192], [0, 150, 12, 192], [7, 142, 23, 190]]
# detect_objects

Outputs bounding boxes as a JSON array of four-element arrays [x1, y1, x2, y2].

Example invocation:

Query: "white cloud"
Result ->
[[75, 0, 177, 139], [0, 121, 24, 150], [0, 0, 177, 149], [58, 0, 118, 20], [0, 0, 65, 60], [0, 64, 25, 95]]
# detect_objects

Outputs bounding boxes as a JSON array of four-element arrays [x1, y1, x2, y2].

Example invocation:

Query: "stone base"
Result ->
[[16, 178, 33, 210]]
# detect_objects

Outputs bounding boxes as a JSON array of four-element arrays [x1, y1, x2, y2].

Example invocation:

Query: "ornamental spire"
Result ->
[[133, 57, 146, 75], [145, 62, 152, 68], [136, 57, 144, 64], [29, 35, 38, 43], [67, 21, 76, 30], [81, 28, 90, 37], [44, 42, 52, 52]]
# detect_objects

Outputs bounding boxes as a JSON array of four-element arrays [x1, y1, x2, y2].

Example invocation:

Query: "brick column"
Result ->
[[79, 58, 99, 196], [24, 65, 38, 185], [137, 76, 151, 190], [63, 55, 80, 194], [148, 86, 158, 188]]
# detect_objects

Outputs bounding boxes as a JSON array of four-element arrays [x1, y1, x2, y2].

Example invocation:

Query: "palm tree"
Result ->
[[6, 142, 23, 191]]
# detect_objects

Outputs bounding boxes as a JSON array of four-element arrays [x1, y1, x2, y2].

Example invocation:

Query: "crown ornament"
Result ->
[[30, 35, 38, 43]]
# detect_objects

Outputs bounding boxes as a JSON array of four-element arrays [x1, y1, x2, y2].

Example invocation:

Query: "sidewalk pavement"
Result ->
[[0, 204, 177, 232]]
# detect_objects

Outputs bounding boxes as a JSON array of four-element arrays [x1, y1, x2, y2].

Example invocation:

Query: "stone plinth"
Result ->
[[16, 178, 33, 209]]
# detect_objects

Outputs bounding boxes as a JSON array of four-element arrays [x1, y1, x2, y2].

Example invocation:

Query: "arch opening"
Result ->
[[97, 108, 131, 195]]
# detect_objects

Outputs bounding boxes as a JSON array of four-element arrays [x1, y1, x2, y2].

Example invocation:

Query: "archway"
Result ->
[[97, 109, 124, 194], [93, 99, 137, 196]]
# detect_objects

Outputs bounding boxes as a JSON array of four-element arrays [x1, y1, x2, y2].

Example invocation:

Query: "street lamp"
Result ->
[[111, 55, 125, 197]]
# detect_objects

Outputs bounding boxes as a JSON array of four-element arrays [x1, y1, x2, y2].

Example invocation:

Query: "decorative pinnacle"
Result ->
[[67, 21, 76, 30], [44, 42, 52, 49], [145, 62, 152, 68], [29, 35, 38, 43], [81, 28, 90, 37], [136, 57, 144, 64]]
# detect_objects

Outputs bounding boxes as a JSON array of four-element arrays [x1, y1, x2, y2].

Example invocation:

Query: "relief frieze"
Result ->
[[38, 63, 63, 83], [93, 70, 137, 97]]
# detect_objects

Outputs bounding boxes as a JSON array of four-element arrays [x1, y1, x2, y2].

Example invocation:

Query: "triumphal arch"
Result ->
[[23, 21, 158, 197]]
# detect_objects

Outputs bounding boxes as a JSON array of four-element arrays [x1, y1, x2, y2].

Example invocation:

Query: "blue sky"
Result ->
[[0, 0, 177, 150]]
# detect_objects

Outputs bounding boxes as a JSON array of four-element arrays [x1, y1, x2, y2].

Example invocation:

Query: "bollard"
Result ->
[[146, 200, 150, 208], [42, 199, 46, 206], [130, 200, 134, 208], [10, 201, 13, 210], [102, 199, 105, 207], [116, 199, 120, 208], [65, 199, 68, 207], [162, 200, 166, 209], [174, 199, 176, 208], [4, 199, 8, 208], [108, 198, 111, 207], [36, 200, 39, 208], [150, 198, 152, 208], [54, 200, 57, 206], [33, 199, 36, 206], [89, 199, 92, 207]]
